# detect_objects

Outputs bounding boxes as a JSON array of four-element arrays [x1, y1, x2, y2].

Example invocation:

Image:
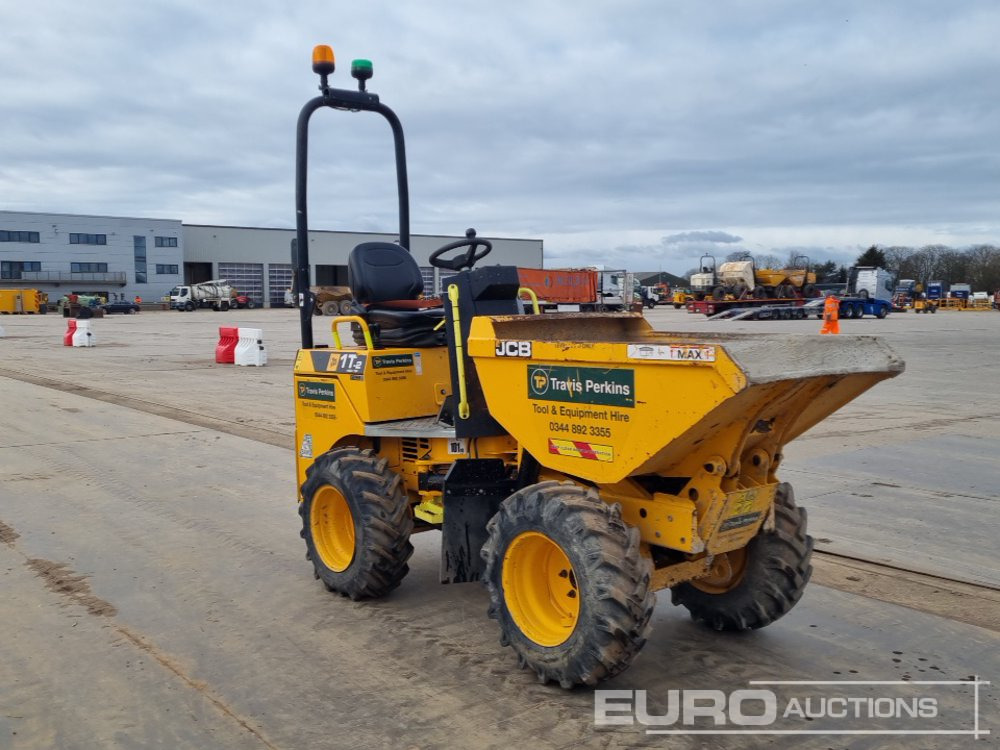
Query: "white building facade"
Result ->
[[0, 211, 183, 303], [0, 211, 544, 307]]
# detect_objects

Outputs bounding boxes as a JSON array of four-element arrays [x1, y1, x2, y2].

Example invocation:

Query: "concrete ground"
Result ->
[[0, 305, 997, 749]]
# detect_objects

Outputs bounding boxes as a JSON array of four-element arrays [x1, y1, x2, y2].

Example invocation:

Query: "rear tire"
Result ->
[[339, 299, 354, 315], [671, 483, 813, 631], [482, 481, 654, 688], [300, 448, 413, 600], [321, 300, 338, 316]]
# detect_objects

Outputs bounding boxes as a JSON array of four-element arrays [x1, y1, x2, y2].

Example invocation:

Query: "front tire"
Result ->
[[671, 483, 812, 631], [300, 448, 414, 600], [482, 482, 654, 688]]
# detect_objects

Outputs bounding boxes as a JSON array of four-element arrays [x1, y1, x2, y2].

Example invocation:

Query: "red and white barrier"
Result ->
[[234, 327, 267, 366], [72, 320, 95, 347], [64, 319, 77, 346], [216, 326, 239, 363]]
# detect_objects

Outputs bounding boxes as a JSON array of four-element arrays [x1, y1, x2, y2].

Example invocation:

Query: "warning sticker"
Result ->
[[547, 438, 614, 462]]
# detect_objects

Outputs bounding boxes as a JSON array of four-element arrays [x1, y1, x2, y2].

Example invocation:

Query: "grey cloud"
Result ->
[[663, 231, 743, 245], [2, 1, 998, 272]]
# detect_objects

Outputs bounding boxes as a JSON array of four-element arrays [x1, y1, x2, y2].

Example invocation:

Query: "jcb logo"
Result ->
[[496, 340, 532, 358]]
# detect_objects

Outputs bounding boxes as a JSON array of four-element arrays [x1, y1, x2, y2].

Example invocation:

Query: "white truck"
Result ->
[[848, 267, 894, 301], [169, 280, 235, 311], [596, 269, 637, 311]]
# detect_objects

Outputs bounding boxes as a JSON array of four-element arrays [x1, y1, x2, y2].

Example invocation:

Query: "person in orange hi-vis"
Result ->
[[820, 291, 840, 335]]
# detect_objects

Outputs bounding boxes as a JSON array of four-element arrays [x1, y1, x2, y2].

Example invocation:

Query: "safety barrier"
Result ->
[[72, 320, 95, 347], [234, 327, 267, 366], [215, 326, 239, 363], [64, 319, 78, 346]]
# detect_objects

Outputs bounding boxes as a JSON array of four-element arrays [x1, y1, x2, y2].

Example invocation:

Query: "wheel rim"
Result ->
[[502, 531, 580, 647], [691, 548, 749, 594], [310, 485, 355, 572]]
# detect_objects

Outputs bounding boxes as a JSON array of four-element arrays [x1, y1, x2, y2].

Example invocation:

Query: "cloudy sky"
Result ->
[[3, 1, 998, 274]]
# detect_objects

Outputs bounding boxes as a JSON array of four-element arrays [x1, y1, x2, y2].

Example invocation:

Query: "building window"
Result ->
[[1, 261, 41, 279], [154, 236, 178, 248], [0, 230, 40, 243], [71, 262, 109, 273], [133, 236, 147, 284], [156, 264, 179, 275], [69, 233, 107, 245]]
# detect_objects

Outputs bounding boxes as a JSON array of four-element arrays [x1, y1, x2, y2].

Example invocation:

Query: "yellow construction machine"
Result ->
[[291, 46, 905, 688]]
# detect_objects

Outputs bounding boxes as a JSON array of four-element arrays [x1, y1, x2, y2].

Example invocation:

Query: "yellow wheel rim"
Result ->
[[502, 531, 580, 647], [691, 548, 748, 594], [310, 485, 355, 572]]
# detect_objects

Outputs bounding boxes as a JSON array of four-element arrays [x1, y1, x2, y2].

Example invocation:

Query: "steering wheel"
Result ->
[[428, 228, 493, 271]]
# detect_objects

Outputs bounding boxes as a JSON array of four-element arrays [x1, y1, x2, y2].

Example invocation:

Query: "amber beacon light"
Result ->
[[312, 45, 335, 75]]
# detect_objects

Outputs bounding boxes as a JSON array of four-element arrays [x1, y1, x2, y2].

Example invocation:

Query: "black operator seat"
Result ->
[[347, 241, 446, 347]]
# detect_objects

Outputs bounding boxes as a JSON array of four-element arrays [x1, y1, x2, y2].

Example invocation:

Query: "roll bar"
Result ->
[[294, 51, 410, 349]]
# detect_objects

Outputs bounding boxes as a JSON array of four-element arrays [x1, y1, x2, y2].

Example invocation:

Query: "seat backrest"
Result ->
[[348, 242, 423, 304]]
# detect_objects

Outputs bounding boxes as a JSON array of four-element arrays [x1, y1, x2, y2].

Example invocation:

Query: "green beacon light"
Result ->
[[351, 59, 373, 91]]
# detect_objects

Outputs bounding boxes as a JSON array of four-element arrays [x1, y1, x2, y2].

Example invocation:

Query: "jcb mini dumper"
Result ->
[[291, 46, 904, 688]]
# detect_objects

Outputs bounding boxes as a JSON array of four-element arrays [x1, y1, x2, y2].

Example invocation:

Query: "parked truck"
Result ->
[[925, 280, 946, 300], [0, 288, 47, 314], [892, 278, 917, 311], [169, 280, 234, 311], [311, 285, 354, 316], [517, 267, 637, 312], [848, 266, 894, 302], [949, 283, 971, 301]]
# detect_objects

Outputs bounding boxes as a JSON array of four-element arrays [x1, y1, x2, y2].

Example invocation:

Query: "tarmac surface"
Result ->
[[1, 305, 997, 749]]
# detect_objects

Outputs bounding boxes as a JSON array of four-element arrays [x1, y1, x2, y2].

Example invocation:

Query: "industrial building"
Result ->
[[0, 210, 544, 306]]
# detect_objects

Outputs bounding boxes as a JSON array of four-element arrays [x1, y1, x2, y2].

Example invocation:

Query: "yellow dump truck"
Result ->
[[288, 44, 905, 688]]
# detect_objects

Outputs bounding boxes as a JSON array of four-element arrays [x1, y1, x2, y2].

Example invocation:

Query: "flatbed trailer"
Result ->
[[687, 296, 805, 317], [821, 297, 892, 319], [696, 296, 892, 321]]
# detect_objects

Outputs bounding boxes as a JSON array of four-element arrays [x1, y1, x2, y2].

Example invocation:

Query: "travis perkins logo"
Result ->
[[529, 365, 634, 407], [297, 380, 336, 402]]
